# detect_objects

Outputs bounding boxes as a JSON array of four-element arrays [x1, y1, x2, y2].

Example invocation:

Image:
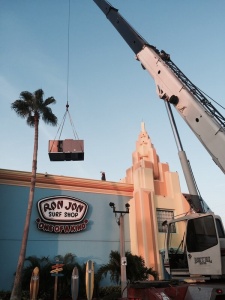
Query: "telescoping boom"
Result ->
[[93, 0, 225, 174], [93, 1, 225, 290]]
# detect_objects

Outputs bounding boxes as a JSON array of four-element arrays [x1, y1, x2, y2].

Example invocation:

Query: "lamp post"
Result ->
[[109, 202, 130, 299]]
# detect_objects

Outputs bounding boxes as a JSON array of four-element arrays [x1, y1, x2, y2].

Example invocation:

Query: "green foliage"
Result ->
[[21, 253, 86, 299], [22, 256, 53, 298], [96, 250, 158, 285], [11, 89, 57, 127], [54, 253, 85, 298], [0, 291, 10, 300], [15, 250, 158, 299], [10, 89, 57, 300], [126, 251, 158, 281], [96, 251, 121, 284], [0, 291, 29, 300]]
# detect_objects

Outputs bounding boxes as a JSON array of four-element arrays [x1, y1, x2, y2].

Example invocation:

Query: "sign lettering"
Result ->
[[37, 196, 88, 223], [36, 196, 89, 234], [194, 256, 212, 265]]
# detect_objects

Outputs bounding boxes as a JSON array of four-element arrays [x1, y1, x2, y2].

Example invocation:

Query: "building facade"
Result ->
[[0, 123, 189, 290], [121, 123, 189, 277]]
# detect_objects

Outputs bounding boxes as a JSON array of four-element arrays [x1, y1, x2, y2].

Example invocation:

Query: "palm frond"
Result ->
[[44, 96, 56, 106], [11, 89, 57, 127], [11, 100, 31, 118], [34, 89, 44, 103], [41, 107, 57, 126], [26, 115, 35, 127], [63, 253, 76, 264], [96, 250, 159, 286], [20, 91, 33, 103], [24, 256, 40, 268]]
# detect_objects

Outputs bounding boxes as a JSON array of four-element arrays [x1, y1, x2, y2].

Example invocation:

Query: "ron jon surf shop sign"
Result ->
[[36, 196, 89, 234]]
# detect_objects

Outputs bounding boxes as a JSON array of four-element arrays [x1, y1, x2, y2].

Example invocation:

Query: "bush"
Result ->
[[0, 290, 32, 300], [0, 291, 10, 300]]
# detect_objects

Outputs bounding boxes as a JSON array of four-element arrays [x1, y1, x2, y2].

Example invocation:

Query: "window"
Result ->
[[186, 215, 218, 252], [216, 218, 225, 238], [156, 209, 176, 233]]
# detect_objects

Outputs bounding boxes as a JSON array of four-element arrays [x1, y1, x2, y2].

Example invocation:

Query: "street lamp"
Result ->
[[109, 202, 130, 298]]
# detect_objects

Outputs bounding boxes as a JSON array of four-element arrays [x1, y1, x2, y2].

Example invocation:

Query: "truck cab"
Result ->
[[164, 213, 225, 280]]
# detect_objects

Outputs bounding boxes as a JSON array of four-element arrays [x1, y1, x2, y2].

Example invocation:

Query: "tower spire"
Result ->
[[141, 121, 146, 132]]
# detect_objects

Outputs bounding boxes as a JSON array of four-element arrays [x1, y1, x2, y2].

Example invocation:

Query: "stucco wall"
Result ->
[[0, 170, 132, 290]]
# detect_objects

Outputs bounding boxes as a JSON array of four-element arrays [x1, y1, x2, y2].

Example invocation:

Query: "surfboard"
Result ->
[[71, 266, 79, 300], [85, 260, 94, 300], [30, 266, 39, 300]]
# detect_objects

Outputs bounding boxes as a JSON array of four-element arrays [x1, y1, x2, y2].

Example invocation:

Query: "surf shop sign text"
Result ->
[[36, 196, 89, 234]]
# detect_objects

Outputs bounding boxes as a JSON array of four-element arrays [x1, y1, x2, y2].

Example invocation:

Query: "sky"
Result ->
[[1, 1, 225, 222]]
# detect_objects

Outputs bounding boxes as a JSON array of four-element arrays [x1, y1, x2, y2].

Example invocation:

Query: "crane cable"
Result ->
[[50, 0, 82, 153], [66, 0, 70, 109], [62, 0, 80, 141]]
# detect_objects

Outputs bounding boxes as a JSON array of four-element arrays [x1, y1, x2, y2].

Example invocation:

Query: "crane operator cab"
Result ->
[[163, 213, 225, 280]]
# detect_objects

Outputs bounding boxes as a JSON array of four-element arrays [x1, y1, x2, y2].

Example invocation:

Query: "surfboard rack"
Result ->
[[48, 139, 84, 161]]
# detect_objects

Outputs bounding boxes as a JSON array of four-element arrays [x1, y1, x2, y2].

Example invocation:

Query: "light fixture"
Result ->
[[109, 202, 130, 216], [108, 201, 129, 298]]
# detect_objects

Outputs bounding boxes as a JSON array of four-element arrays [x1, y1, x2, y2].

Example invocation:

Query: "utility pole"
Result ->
[[109, 202, 130, 299]]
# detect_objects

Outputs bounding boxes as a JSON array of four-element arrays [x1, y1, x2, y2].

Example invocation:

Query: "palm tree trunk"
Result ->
[[10, 117, 39, 300]]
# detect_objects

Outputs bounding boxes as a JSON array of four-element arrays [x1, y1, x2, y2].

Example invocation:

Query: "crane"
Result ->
[[93, 0, 225, 283]]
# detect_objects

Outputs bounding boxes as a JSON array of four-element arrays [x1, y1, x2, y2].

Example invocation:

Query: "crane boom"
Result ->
[[94, 0, 225, 174]]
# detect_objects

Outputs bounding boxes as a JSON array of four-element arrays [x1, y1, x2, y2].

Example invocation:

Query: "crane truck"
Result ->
[[93, 0, 225, 299]]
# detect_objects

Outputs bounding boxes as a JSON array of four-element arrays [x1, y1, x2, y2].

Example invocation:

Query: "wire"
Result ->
[[49, 111, 67, 153], [64, 0, 81, 143], [49, 109, 83, 153], [66, 0, 71, 105], [198, 87, 225, 111], [49, 0, 83, 155], [68, 110, 79, 140]]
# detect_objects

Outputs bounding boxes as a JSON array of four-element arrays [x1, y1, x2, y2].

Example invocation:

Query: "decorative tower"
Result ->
[[121, 123, 189, 278]]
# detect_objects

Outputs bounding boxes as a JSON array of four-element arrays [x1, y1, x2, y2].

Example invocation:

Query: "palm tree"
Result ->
[[10, 89, 57, 300], [54, 253, 85, 298], [126, 252, 158, 282], [96, 250, 158, 286]]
